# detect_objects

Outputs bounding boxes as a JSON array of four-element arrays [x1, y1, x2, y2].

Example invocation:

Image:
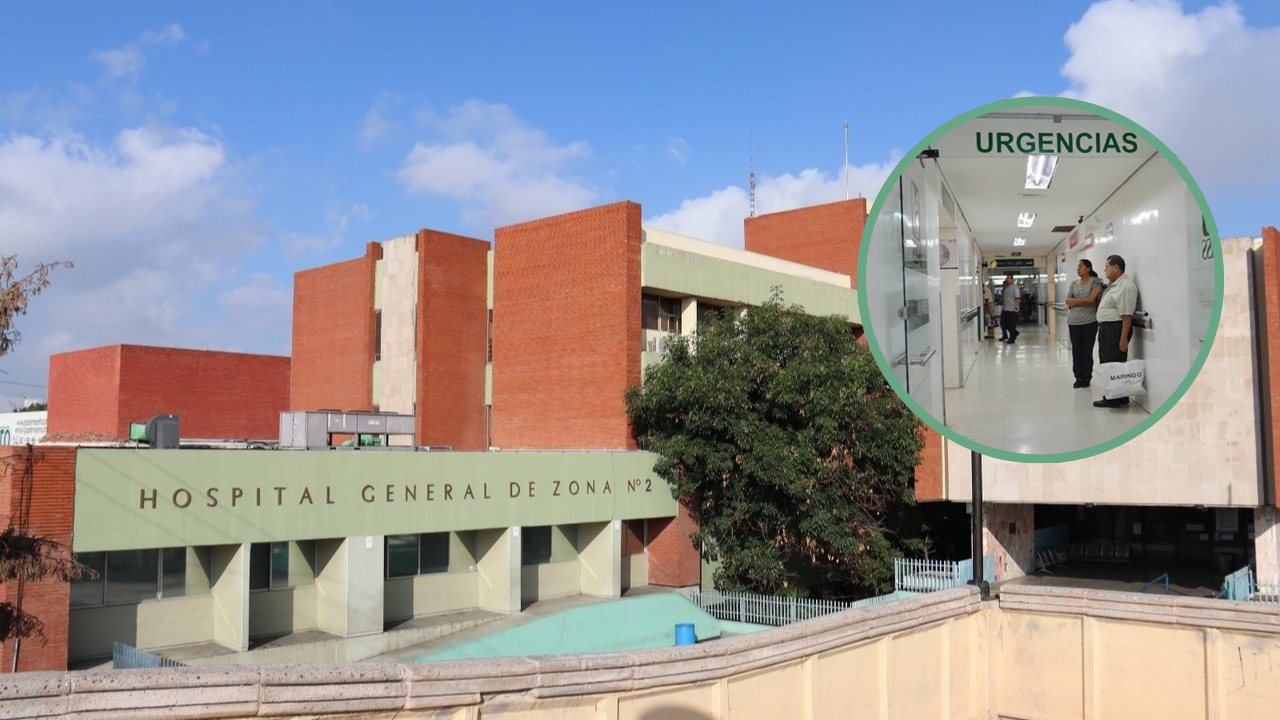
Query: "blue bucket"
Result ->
[[674, 623, 696, 646]]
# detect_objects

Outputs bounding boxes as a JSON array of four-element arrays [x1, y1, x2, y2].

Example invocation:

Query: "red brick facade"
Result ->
[[291, 243, 381, 413], [1262, 226, 1280, 506], [913, 427, 945, 502], [646, 501, 701, 587], [416, 230, 490, 450], [46, 345, 120, 438], [48, 346, 289, 441], [0, 446, 76, 673], [492, 202, 643, 450], [744, 199, 866, 288]]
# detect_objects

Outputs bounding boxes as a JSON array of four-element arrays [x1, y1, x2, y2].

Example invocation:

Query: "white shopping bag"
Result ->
[[1100, 360, 1145, 400]]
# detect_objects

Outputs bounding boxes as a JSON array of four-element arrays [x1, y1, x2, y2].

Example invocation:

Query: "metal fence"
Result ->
[[1219, 567, 1280, 605], [112, 642, 186, 670], [894, 556, 994, 593], [688, 588, 863, 626]]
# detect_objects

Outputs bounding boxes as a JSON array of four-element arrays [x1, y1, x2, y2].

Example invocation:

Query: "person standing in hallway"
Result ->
[[983, 283, 995, 339], [1065, 259, 1104, 388], [1094, 255, 1139, 408], [1001, 273, 1020, 344]]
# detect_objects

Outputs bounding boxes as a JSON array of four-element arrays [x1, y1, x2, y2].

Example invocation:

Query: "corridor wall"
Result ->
[[1049, 156, 1207, 412]]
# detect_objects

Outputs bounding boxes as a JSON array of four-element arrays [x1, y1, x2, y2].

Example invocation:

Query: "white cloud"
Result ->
[[91, 23, 187, 82], [219, 273, 291, 332], [0, 124, 286, 385], [646, 160, 898, 247], [142, 24, 186, 45], [275, 203, 372, 257], [360, 95, 399, 144], [398, 100, 597, 229], [91, 47, 146, 81], [1057, 0, 1280, 191], [666, 137, 689, 165]]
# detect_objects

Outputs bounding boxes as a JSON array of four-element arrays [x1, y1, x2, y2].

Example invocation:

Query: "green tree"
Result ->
[[625, 293, 927, 598]]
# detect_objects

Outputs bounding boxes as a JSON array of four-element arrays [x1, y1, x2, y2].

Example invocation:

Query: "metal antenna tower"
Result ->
[[749, 133, 756, 218], [844, 121, 850, 200]]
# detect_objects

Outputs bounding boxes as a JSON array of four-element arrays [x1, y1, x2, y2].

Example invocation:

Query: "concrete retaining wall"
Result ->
[[5, 586, 1280, 718]]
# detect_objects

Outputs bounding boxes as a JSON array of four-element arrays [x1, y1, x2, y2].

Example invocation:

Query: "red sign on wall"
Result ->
[[1069, 231, 1079, 249], [1083, 233, 1094, 250]]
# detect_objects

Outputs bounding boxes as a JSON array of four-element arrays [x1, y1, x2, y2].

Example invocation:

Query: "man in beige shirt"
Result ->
[[1094, 254, 1139, 408]]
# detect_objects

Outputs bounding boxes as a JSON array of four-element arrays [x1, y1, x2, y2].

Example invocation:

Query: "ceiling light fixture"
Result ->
[[1017, 213, 1036, 228], [1025, 155, 1058, 190], [1013, 238, 1026, 247]]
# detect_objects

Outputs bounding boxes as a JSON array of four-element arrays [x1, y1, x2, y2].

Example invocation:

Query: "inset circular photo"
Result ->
[[858, 97, 1222, 462]]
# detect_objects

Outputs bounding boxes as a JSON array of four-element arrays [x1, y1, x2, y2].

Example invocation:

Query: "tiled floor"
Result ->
[[944, 325, 1149, 455]]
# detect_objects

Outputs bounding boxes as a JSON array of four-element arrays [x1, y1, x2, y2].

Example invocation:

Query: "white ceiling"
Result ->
[[929, 107, 1159, 257]]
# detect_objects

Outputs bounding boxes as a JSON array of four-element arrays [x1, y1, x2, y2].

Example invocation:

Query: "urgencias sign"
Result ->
[[977, 131, 1139, 155]]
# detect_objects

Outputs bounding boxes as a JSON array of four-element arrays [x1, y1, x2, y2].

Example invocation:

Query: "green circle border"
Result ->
[[856, 96, 1224, 464]]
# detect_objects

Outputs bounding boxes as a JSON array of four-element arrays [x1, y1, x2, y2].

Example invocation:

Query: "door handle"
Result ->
[[908, 347, 936, 366]]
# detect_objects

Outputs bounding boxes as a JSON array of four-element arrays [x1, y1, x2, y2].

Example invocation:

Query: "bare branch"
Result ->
[[0, 255, 73, 358]]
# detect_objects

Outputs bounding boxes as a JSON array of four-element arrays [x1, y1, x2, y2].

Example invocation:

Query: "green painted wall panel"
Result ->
[[642, 244, 860, 323], [74, 449, 675, 552]]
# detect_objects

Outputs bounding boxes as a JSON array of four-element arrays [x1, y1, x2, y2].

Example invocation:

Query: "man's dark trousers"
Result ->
[[1097, 320, 1132, 406], [1001, 311, 1019, 342]]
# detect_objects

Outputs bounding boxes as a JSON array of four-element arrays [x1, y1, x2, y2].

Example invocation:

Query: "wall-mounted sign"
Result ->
[[975, 131, 1139, 155], [74, 449, 677, 552], [0, 411, 46, 445], [940, 237, 957, 269], [1083, 233, 1095, 250], [1105, 221, 1114, 242], [1069, 231, 1079, 250], [1060, 252, 1066, 265], [994, 258, 1036, 268]]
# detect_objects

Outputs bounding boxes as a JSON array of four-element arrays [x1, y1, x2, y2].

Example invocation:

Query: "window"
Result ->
[[70, 552, 105, 608], [70, 547, 211, 608], [522, 526, 552, 566], [384, 533, 453, 578], [642, 296, 682, 333], [642, 295, 683, 353], [374, 309, 383, 362], [250, 541, 315, 591], [487, 309, 494, 363], [386, 534, 419, 579]]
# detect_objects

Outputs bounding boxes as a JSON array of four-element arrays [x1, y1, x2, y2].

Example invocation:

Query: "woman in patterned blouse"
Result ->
[[1064, 259, 1104, 388]]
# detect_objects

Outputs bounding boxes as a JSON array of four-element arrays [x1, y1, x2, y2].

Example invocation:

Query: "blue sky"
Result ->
[[2, 0, 1278, 392]]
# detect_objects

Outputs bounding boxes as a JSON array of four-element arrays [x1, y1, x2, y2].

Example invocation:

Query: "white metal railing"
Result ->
[[688, 588, 882, 626], [894, 556, 994, 593], [1219, 567, 1280, 605]]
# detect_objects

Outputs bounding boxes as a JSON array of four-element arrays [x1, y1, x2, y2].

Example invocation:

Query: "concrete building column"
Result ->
[[680, 298, 697, 337], [983, 504, 1036, 582], [477, 527, 520, 613], [1255, 508, 1280, 585], [315, 536, 385, 638], [210, 543, 250, 652], [579, 520, 622, 598]]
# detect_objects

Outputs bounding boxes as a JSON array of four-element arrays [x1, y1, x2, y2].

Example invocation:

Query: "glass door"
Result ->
[[868, 165, 941, 422], [867, 177, 909, 391], [901, 169, 935, 417], [1187, 193, 1213, 363]]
